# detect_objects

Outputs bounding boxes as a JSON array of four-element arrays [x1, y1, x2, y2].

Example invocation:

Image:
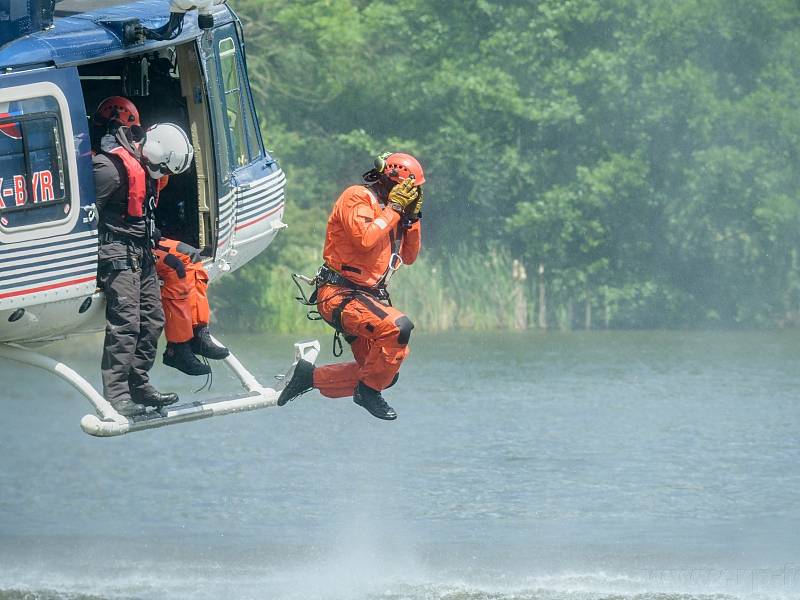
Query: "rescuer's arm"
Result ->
[[92, 154, 121, 213], [342, 190, 401, 250], [400, 220, 421, 265], [399, 186, 423, 264]]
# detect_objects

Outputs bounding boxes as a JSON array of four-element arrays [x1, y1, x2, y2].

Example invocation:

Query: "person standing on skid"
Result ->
[[277, 152, 425, 420], [92, 98, 192, 415]]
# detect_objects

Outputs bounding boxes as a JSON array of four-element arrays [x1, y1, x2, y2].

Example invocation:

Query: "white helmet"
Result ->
[[141, 122, 194, 178]]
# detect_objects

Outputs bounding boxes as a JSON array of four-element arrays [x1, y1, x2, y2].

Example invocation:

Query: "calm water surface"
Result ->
[[0, 330, 798, 600]]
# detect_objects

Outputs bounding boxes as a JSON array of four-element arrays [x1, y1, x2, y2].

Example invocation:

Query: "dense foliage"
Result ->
[[212, 0, 800, 330]]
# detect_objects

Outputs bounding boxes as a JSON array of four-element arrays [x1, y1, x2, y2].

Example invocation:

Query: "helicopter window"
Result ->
[[0, 96, 68, 231], [217, 35, 261, 172], [218, 37, 247, 167]]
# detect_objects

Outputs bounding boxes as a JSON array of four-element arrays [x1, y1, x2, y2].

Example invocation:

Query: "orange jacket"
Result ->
[[323, 185, 421, 287]]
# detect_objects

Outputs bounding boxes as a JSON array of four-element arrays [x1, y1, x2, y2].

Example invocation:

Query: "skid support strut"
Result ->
[[0, 339, 320, 437]]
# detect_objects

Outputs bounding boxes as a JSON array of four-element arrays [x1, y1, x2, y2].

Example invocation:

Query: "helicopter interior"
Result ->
[[78, 42, 215, 253]]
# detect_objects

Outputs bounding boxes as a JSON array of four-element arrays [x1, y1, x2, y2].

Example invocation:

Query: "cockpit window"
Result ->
[[0, 96, 68, 231]]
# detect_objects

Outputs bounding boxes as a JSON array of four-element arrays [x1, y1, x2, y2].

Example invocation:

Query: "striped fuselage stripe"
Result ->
[[0, 275, 96, 299], [0, 230, 98, 295]]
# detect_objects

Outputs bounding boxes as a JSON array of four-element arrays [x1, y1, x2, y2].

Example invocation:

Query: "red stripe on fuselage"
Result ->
[[234, 204, 283, 232], [0, 275, 96, 299]]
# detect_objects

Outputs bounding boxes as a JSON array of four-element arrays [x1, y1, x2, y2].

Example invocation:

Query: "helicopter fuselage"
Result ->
[[0, 0, 286, 343]]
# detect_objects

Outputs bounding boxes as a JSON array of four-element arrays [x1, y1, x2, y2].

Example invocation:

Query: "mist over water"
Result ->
[[1, 330, 799, 599]]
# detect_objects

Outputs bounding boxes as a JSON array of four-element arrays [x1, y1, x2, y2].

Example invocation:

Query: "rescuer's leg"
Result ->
[[130, 256, 178, 408], [311, 336, 370, 398], [163, 339, 211, 376], [312, 361, 360, 398], [188, 265, 229, 360], [191, 324, 229, 360], [99, 246, 146, 417], [319, 290, 412, 419], [276, 359, 316, 406], [349, 305, 412, 420], [353, 381, 397, 421], [156, 252, 210, 376], [337, 298, 412, 390]]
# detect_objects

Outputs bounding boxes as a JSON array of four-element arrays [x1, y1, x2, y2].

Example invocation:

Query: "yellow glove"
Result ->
[[412, 187, 424, 217], [388, 178, 419, 213]]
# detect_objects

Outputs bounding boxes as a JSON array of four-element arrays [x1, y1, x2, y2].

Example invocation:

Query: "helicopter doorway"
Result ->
[[77, 41, 215, 254]]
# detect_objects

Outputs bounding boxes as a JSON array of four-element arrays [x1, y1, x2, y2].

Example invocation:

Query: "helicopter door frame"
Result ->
[[175, 42, 215, 252], [202, 22, 286, 273]]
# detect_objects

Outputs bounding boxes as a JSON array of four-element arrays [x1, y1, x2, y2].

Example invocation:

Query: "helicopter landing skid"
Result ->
[[0, 338, 320, 437]]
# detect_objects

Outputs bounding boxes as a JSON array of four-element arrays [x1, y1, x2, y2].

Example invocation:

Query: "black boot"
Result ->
[[132, 384, 179, 408], [163, 341, 211, 376], [353, 381, 397, 420], [191, 325, 230, 360], [111, 398, 147, 417], [277, 359, 315, 406]]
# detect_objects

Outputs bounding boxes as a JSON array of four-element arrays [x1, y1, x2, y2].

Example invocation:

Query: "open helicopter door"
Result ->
[[0, 338, 320, 436], [201, 21, 286, 276]]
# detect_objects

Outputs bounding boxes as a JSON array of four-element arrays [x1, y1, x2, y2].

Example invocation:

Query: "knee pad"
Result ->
[[395, 316, 414, 345]]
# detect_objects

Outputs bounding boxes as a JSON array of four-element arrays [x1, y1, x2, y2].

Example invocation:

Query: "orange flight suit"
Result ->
[[314, 185, 421, 395], [154, 238, 210, 343]]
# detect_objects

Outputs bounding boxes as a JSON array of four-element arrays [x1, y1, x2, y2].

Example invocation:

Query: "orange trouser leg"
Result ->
[[155, 252, 194, 343], [187, 262, 210, 327], [161, 291, 194, 342], [313, 286, 413, 396], [312, 337, 371, 398]]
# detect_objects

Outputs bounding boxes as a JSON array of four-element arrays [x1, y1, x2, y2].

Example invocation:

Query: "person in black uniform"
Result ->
[[92, 97, 194, 416]]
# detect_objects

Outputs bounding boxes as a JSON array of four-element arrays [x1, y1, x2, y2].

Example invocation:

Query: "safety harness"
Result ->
[[292, 220, 407, 357]]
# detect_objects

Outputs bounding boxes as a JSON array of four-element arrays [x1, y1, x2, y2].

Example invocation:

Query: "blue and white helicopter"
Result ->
[[0, 0, 318, 436]]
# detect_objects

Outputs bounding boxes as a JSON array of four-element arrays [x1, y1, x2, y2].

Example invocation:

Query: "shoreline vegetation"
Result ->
[[213, 1, 800, 333], [211, 244, 800, 333]]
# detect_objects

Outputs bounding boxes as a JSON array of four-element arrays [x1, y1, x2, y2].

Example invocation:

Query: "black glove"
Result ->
[[176, 241, 203, 263]]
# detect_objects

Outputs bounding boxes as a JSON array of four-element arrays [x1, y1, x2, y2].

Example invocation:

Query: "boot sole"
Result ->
[[277, 361, 300, 406], [137, 397, 180, 409], [163, 356, 211, 377], [353, 399, 397, 420], [192, 348, 230, 360], [191, 341, 230, 360]]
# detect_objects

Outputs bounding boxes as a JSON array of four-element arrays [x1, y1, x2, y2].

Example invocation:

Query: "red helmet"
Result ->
[[93, 96, 140, 127], [375, 152, 425, 185]]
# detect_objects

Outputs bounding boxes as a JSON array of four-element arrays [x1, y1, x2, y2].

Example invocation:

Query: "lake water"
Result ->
[[0, 330, 799, 600]]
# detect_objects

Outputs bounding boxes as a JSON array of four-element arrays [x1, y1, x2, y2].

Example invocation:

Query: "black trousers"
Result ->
[[99, 241, 165, 404]]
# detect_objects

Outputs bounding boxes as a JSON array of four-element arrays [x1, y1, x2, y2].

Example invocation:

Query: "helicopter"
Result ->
[[0, 0, 319, 436]]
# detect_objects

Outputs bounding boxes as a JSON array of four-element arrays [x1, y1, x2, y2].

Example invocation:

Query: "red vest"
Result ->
[[106, 146, 150, 217]]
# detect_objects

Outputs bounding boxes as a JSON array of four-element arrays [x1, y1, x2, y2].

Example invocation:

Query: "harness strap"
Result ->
[[330, 293, 358, 333], [291, 265, 393, 356], [375, 222, 405, 289], [316, 264, 390, 302], [329, 293, 357, 357], [99, 231, 148, 246]]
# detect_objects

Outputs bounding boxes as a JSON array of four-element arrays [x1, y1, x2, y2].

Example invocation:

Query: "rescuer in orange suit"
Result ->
[[276, 152, 424, 420]]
